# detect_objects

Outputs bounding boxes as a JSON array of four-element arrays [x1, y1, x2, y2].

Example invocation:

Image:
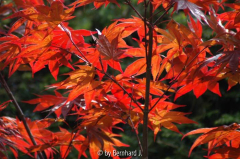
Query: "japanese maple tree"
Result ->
[[0, 0, 240, 159]]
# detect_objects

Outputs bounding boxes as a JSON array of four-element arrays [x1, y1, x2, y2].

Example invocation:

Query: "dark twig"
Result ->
[[125, 0, 144, 20], [127, 116, 143, 154], [153, 2, 175, 26], [0, 72, 45, 159], [127, 76, 143, 154], [59, 23, 90, 65], [142, 1, 154, 158], [149, 2, 173, 19]]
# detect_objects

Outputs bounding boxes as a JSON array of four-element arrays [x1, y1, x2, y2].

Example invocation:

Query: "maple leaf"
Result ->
[[218, 3, 240, 29], [215, 50, 240, 74], [52, 26, 93, 49], [194, 50, 240, 90], [24, 91, 87, 118], [0, 35, 23, 76], [187, 15, 202, 39], [75, 104, 129, 159], [155, 20, 196, 55], [0, 117, 30, 158], [123, 37, 170, 80], [46, 65, 101, 109], [123, 58, 146, 77], [201, 9, 240, 49], [29, 128, 87, 159], [174, 76, 221, 100], [34, 1, 75, 27], [182, 123, 240, 157], [161, 51, 220, 100], [55, 128, 87, 159], [117, 16, 146, 41], [13, 0, 44, 9], [93, 29, 124, 61], [173, 0, 208, 24], [149, 107, 197, 140], [6, 1, 75, 33], [136, 78, 175, 97], [17, 118, 60, 157], [87, 128, 129, 159], [150, 98, 185, 111], [77, 106, 124, 131], [83, 21, 125, 75]]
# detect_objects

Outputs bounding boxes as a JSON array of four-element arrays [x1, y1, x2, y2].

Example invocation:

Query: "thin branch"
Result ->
[[144, 0, 148, 60], [0, 72, 45, 159], [149, 2, 175, 20], [153, 2, 175, 26], [127, 116, 143, 154], [59, 23, 90, 65], [126, 76, 143, 154], [125, 0, 144, 20], [142, 1, 148, 158]]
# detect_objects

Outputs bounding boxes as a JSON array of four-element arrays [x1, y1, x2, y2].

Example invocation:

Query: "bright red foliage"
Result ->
[[0, 0, 240, 158]]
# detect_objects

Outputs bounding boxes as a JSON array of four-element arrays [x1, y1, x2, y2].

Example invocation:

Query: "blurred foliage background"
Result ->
[[0, 0, 240, 158]]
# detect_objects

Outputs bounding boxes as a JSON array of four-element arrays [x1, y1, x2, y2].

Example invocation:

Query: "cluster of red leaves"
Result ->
[[0, 0, 240, 158]]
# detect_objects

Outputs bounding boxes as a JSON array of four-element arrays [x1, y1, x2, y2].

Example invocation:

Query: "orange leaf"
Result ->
[[149, 108, 196, 140], [124, 58, 146, 77], [183, 123, 240, 156]]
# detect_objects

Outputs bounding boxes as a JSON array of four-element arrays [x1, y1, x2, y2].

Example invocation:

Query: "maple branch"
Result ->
[[125, 0, 144, 20], [149, 46, 208, 111], [142, 1, 153, 158], [0, 72, 45, 159], [127, 79, 143, 154], [153, 2, 175, 26], [143, 0, 148, 60], [149, 3, 172, 20], [59, 23, 91, 65], [127, 116, 143, 154]]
